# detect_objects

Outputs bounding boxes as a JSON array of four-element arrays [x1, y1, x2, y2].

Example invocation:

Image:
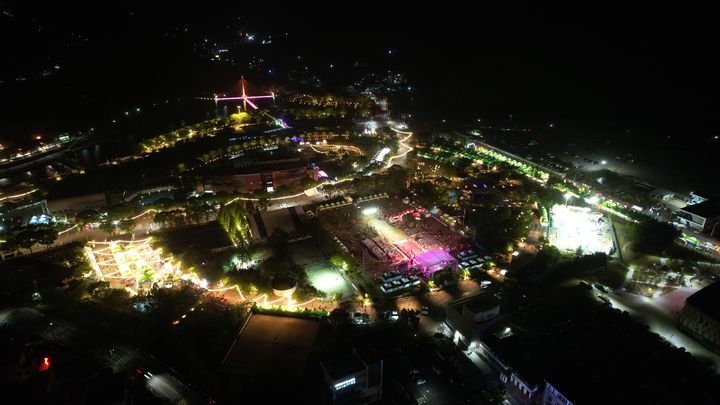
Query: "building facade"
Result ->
[[445, 293, 501, 348], [679, 282, 720, 352], [541, 381, 575, 405], [200, 165, 318, 194], [320, 345, 382, 404], [677, 200, 720, 235], [475, 335, 541, 403]]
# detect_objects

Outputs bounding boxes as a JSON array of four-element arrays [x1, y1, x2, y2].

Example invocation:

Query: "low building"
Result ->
[[679, 282, 720, 352], [541, 380, 575, 405], [476, 334, 542, 404], [445, 293, 501, 347], [222, 312, 321, 376], [320, 344, 383, 404], [677, 201, 720, 235], [199, 157, 319, 194]]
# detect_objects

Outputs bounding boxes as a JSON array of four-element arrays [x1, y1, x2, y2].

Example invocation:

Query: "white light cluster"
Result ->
[[549, 204, 613, 254], [334, 378, 356, 390]]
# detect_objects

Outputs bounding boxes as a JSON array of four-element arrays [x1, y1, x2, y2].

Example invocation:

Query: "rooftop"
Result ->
[[464, 294, 501, 313], [321, 353, 366, 380], [248, 206, 305, 241], [483, 334, 542, 386], [415, 249, 456, 268], [686, 282, 720, 322], [223, 313, 320, 376], [681, 200, 720, 219]]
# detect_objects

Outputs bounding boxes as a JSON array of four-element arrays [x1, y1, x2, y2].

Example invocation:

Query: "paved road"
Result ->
[[604, 291, 720, 370]]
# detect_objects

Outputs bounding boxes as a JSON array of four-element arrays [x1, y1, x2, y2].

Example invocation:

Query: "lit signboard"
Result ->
[[334, 377, 356, 390]]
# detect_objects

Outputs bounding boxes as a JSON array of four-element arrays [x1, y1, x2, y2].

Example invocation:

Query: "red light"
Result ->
[[38, 356, 51, 372]]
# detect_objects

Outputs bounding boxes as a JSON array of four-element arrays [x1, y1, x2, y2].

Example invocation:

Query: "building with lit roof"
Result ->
[[413, 249, 458, 275]]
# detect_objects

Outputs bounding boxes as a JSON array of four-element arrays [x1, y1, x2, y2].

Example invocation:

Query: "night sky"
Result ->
[[2, 3, 719, 138], [275, 4, 720, 135]]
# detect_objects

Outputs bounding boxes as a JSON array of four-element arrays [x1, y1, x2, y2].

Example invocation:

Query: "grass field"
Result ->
[[290, 239, 354, 299]]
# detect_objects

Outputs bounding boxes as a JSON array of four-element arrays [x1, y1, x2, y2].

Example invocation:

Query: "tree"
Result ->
[[267, 230, 292, 262], [411, 181, 439, 207], [229, 111, 251, 125], [0, 238, 20, 255], [153, 211, 170, 226], [330, 255, 349, 270], [399, 308, 420, 330], [149, 283, 201, 323], [218, 204, 251, 247], [386, 164, 408, 191], [87, 280, 111, 298], [99, 221, 116, 235], [74, 209, 101, 227], [35, 226, 58, 248], [475, 387, 506, 404], [107, 204, 133, 221], [237, 245, 253, 268], [119, 219, 136, 234], [575, 246, 584, 258], [328, 308, 351, 326], [468, 205, 531, 252], [15, 229, 36, 253], [257, 197, 269, 212], [433, 267, 457, 286], [300, 177, 315, 187], [187, 206, 201, 224], [628, 218, 681, 254], [96, 287, 130, 308]]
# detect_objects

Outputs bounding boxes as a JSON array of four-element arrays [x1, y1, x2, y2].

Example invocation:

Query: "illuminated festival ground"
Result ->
[[365, 216, 410, 245], [84, 238, 203, 294], [85, 237, 320, 311], [548, 204, 614, 254]]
